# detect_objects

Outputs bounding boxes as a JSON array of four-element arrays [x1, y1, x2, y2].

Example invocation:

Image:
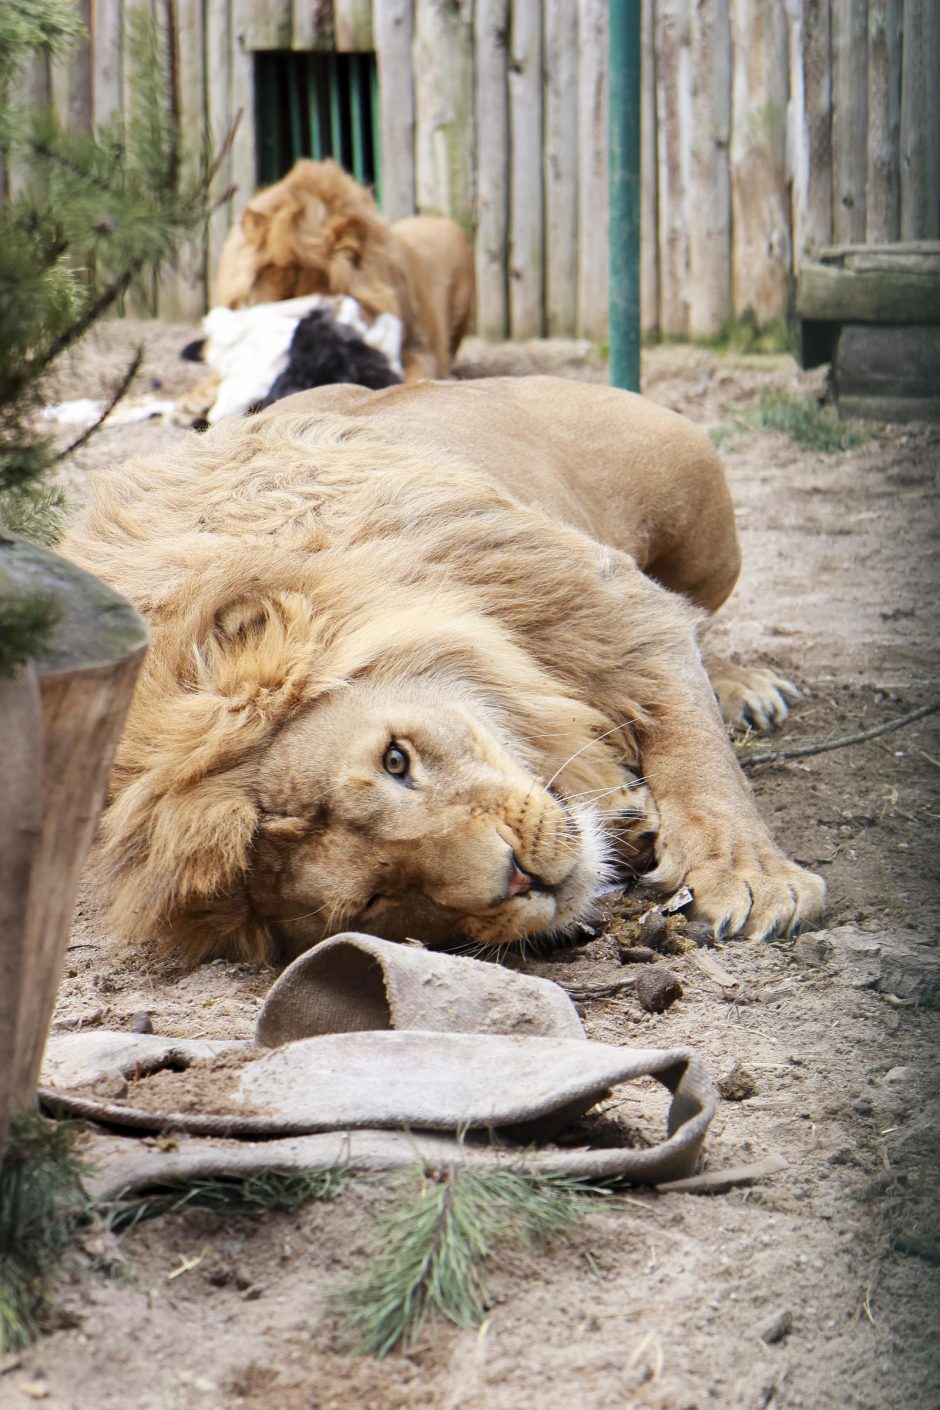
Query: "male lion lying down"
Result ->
[[61, 378, 825, 965], [214, 159, 474, 382]]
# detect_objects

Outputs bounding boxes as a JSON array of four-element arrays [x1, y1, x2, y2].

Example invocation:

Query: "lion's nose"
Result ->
[[506, 855, 534, 897]]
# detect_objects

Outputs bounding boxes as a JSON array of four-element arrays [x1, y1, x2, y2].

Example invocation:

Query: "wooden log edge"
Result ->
[[0, 533, 148, 1149]]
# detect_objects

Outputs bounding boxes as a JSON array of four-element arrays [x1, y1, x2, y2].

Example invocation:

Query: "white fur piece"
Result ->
[[203, 295, 404, 424]]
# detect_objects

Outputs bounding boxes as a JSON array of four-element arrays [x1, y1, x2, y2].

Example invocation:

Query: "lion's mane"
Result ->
[[62, 404, 691, 963]]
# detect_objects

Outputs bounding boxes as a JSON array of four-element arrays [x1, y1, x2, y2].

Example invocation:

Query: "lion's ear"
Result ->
[[201, 591, 317, 708]]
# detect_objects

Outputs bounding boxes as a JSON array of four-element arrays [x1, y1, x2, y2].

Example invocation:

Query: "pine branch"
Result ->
[[334, 1166, 604, 1357], [57, 347, 144, 461]]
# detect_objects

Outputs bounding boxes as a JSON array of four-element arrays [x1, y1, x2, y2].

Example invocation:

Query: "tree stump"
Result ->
[[0, 532, 148, 1161]]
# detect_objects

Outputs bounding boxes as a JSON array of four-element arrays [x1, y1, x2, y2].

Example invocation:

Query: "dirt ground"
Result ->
[[3, 323, 939, 1410]]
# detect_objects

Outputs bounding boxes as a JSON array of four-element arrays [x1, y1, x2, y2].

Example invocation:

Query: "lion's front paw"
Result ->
[[649, 844, 826, 941], [709, 662, 801, 732]]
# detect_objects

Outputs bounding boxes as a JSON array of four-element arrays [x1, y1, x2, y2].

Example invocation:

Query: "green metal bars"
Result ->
[[608, 0, 642, 392], [254, 51, 379, 198]]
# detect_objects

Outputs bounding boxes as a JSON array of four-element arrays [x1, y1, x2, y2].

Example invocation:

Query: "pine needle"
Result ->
[[100, 1165, 348, 1234], [0, 1116, 87, 1354], [334, 1165, 607, 1358]]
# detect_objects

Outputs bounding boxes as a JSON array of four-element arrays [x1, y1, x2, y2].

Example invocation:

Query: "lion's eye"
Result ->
[[383, 742, 410, 778]]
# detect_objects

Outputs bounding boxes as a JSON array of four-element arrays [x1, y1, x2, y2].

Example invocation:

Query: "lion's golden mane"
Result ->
[[63, 403, 686, 965]]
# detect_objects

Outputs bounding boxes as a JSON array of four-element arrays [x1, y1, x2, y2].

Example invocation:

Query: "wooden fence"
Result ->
[[11, 0, 940, 341]]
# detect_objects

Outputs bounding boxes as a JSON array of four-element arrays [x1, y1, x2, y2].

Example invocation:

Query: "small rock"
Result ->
[[90, 1072, 128, 1100], [18, 1383, 49, 1401], [717, 1062, 758, 1101], [756, 1307, 793, 1344], [617, 946, 657, 965], [635, 966, 683, 1013], [241, 1284, 264, 1301], [853, 1098, 873, 1117], [130, 1011, 154, 1034], [883, 1065, 917, 1085]]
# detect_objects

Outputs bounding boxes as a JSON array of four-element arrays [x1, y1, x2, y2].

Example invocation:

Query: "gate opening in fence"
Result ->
[[254, 50, 381, 203]]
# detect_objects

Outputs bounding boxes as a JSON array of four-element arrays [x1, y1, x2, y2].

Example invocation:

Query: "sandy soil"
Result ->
[[3, 323, 938, 1410]]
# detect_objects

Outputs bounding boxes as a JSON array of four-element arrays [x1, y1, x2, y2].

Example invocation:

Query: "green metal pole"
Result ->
[[608, 0, 642, 392]]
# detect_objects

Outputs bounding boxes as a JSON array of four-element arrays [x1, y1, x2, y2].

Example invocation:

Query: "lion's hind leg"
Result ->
[[706, 659, 802, 733]]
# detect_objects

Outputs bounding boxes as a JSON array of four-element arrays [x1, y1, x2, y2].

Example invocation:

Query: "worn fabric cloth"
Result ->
[[41, 932, 717, 1194]]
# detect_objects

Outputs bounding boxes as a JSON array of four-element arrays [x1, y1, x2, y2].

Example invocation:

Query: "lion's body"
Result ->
[[213, 160, 474, 381], [61, 378, 824, 964]]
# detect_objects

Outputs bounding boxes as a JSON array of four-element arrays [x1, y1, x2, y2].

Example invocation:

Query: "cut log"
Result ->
[[797, 247, 940, 324], [0, 534, 148, 1162]]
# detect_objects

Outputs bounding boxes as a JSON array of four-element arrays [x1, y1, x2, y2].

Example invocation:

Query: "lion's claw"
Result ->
[[657, 854, 825, 942]]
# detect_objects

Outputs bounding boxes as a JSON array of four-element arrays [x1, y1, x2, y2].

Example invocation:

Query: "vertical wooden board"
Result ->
[[6, 53, 51, 196], [122, 0, 155, 316], [507, 0, 543, 339], [207, 0, 234, 299], [158, 0, 208, 320], [900, 0, 940, 239], [374, 0, 415, 218], [231, 0, 258, 219], [689, 0, 731, 338], [247, 0, 293, 49], [787, 0, 833, 268], [334, 0, 373, 52], [293, 1, 335, 50], [50, 0, 93, 136], [543, 0, 577, 338], [730, 0, 790, 325], [576, 0, 609, 341], [831, 0, 868, 244], [655, 0, 690, 338], [92, 0, 124, 130], [640, 0, 659, 338], [866, 0, 902, 242], [474, 0, 509, 340], [413, 0, 475, 233]]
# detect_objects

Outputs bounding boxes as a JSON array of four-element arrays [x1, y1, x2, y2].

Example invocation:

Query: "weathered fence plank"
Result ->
[[374, 0, 415, 219], [900, 0, 940, 239], [787, 0, 833, 268], [413, 0, 474, 233], [158, 0, 207, 321], [576, 0, 609, 341], [730, 0, 790, 324], [543, 0, 577, 338], [507, 0, 543, 339], [334, 0, 373, 52], [247, 1, 293, 50], [866, 0, 902, 243], [292, 1, 334, 50], [230, 0, 258, 221], [640, 0, 659, 336], [474, 0, 509, 339], [91, 0, 123, 131], [206, 0, 234, 300], [831, 0, 869, 244], [51, 0, 92, 137], [689, 0, 730, 339], [655, 0, 690, 337]]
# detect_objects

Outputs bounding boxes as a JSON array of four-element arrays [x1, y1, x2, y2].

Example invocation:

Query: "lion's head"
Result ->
[[214, 159, 403, 320], [245, 678, 634, 958]]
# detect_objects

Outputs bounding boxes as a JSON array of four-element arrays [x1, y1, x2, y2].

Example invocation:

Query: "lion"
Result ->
[[60, 377, 825, 967], [213, 159, 474, 383]]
